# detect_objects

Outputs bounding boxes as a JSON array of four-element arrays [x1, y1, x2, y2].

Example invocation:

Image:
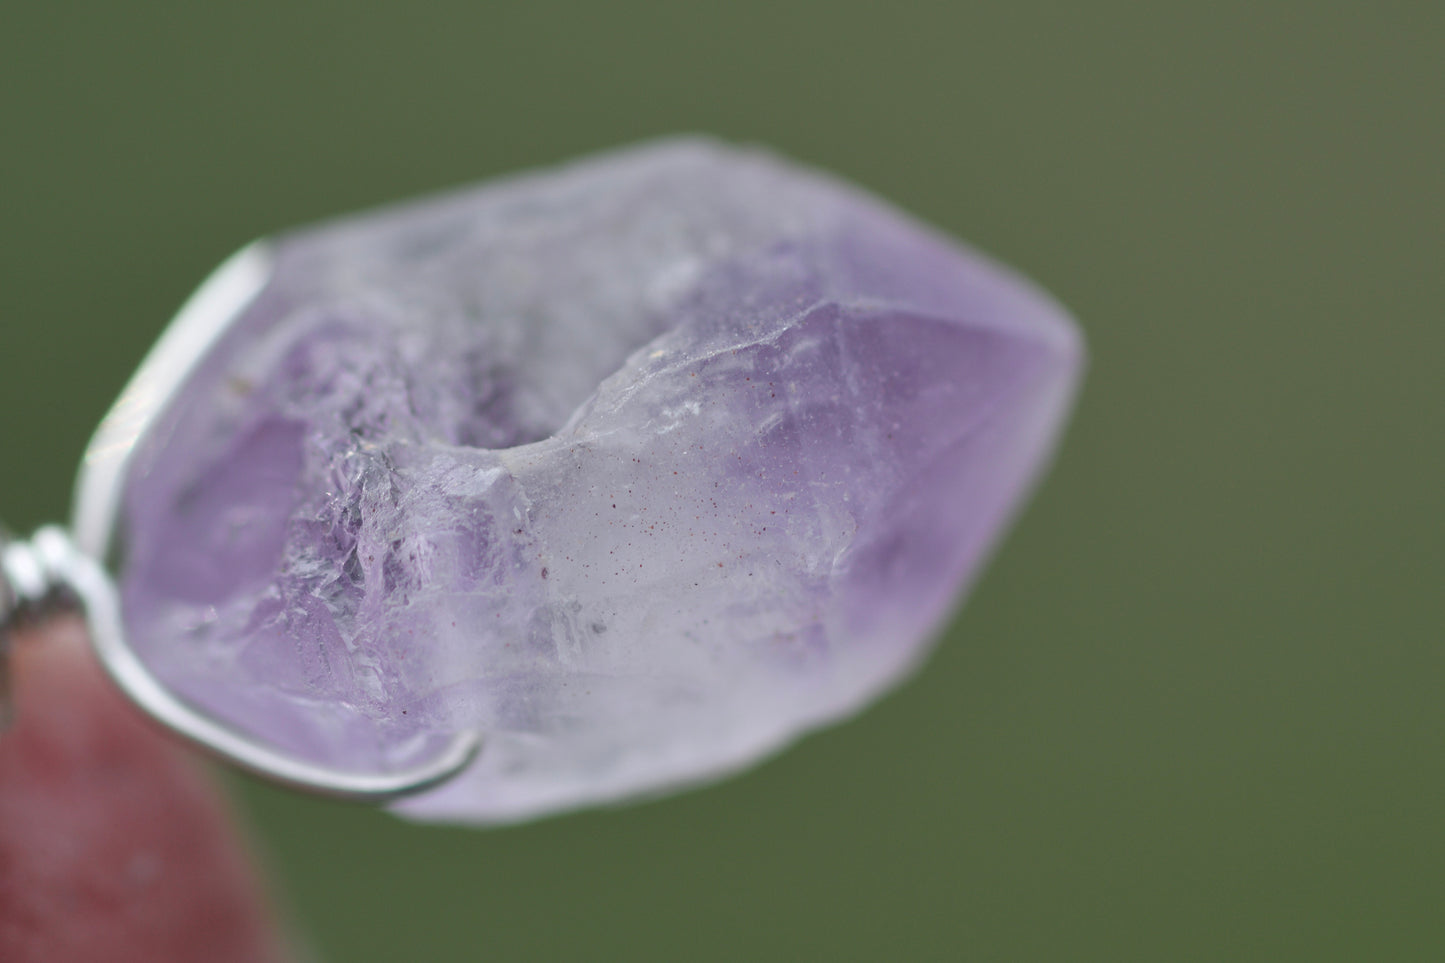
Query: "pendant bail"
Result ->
[[0, 524, 77, 730]]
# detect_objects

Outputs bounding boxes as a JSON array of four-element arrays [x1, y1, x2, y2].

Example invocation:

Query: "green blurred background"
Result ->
[[3, 2, 1441, 959]]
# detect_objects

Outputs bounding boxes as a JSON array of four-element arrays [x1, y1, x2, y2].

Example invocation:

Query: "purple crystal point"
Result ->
[[119, 139, 1083, 822]]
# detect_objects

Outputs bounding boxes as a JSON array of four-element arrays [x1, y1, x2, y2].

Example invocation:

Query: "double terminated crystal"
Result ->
[[120, 140, 1083, 822]]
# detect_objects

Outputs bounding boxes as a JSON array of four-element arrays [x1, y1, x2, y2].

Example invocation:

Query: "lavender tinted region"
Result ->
[[119, 139, 1083, 823]]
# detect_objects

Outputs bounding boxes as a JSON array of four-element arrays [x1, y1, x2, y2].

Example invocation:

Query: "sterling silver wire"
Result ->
[[1, 242, 482, 803]]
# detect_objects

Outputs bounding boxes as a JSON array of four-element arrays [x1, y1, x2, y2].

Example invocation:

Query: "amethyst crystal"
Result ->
[[119, 139, 1083, 822]]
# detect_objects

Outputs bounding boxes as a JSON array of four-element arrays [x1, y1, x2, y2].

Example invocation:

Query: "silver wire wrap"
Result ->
[[1, 241, 482, 803]]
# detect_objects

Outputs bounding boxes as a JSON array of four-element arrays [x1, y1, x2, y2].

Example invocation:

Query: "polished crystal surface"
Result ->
[[119, 139, 1083, 823]]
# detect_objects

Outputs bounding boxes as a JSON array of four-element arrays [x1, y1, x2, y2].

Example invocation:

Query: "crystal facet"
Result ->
[[119, 139, 1083, 823]]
